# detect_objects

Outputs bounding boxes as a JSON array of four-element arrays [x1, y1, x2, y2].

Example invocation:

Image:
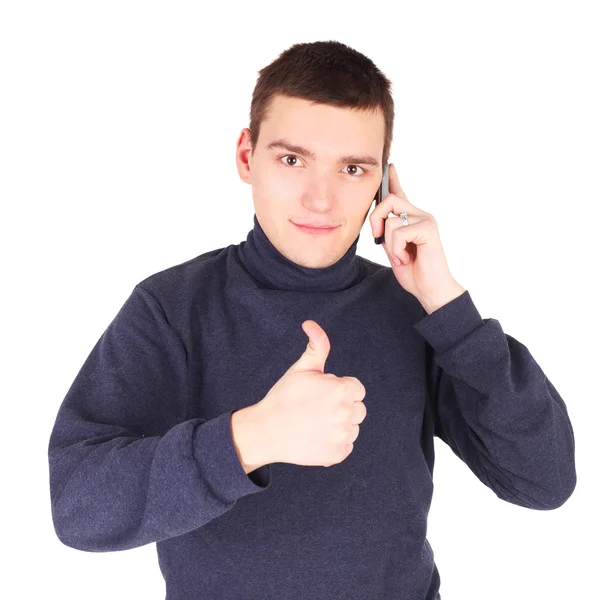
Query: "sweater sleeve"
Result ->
[[48, 284, 271, 553], [413, 290, 576, 511]]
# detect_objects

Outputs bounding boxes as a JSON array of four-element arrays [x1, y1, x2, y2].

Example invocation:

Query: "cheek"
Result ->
[[260, 161, 288, 186], [271, 169, 306, 200]]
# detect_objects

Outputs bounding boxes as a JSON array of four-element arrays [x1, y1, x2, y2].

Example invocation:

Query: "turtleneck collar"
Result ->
[[236, 214, 362, 292]]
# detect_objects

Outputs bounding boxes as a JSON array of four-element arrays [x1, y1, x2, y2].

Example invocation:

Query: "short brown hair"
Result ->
[[249, 40, 394, 167]]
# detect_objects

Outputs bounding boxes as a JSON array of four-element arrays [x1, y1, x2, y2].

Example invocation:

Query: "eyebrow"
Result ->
[[266, 138, 380, 168]]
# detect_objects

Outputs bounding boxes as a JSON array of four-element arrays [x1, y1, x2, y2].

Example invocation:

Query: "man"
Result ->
[[48, 40, 576, 600]]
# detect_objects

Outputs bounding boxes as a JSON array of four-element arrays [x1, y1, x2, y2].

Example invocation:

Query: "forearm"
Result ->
[[231, 406, 271, 474]]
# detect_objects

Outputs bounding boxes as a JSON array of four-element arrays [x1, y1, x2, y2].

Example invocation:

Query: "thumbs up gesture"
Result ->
[[255, 320, 367, 468]]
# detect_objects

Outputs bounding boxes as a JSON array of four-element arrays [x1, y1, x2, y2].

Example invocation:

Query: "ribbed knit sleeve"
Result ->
[[48, 284, 271, 552], [414, 290, 576, 510]]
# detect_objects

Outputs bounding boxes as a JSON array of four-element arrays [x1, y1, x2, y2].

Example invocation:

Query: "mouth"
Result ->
[[291, 221, 339, 235]]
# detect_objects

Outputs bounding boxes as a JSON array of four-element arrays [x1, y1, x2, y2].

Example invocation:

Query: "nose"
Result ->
[[301, 172, 336, 210]]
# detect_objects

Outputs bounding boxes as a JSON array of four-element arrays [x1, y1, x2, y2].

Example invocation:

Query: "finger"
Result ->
[[370, 193, 418, 238], [383, 217, 411, 264], [385, 217, 428, 264]]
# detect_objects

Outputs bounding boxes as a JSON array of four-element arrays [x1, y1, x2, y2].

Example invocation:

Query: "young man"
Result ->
[[48, 40, 576, 600]]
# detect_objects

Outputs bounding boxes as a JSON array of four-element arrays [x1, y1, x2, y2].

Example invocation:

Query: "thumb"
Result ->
[[289, 320, 331, 374]]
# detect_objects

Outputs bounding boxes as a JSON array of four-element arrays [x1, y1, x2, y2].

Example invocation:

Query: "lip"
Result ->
[[292, 221, 339, 234]]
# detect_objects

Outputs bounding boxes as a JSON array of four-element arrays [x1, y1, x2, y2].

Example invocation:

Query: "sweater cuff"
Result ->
[[192, 409, 272, 504], [413, 290, 485, 354]]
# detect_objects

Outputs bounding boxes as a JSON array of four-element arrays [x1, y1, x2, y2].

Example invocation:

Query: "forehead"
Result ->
[[261, 94, 384, 151]]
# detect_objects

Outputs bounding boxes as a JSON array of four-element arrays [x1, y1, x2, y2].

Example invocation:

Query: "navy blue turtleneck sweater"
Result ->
[[48, 214, 576, 600]]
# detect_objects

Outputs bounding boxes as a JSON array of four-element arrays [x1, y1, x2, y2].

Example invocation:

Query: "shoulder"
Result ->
[[137, 245, 230, 296], [131, 245, 233, 326]]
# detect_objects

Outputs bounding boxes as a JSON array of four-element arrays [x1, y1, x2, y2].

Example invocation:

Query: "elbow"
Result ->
[[530, 469, 577, 511], [542, 445, 578, 510], [50, 475, 101, 551], [524, 432, 578, 510], [497, 466, 577, 511], [544, 470, 577, 510], [51, 500, 102, 552], [51, 496, 133, 553], [52, 514, 93, 552]]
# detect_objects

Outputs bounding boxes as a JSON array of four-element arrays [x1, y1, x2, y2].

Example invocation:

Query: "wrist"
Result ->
[[420, 281, 466, 314], [230, 405, 271, 474]]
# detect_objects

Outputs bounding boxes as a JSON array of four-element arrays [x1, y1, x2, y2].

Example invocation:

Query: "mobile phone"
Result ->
[[373, 163, 389, 245]]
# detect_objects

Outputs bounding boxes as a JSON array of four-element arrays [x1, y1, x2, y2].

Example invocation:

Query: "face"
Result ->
[[236, 94, 385, 269]]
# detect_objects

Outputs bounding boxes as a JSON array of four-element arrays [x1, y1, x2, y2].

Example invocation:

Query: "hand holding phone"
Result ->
[[373, 163, 389, 245]]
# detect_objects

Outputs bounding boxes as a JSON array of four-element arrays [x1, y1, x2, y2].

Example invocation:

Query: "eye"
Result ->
[[279, 154, 303, 167], [342, 164, 366, 177], [279, 155, 366, 176]]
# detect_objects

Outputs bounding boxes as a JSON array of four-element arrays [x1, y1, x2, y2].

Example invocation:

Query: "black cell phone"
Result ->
[[373, 163, 389, 245]]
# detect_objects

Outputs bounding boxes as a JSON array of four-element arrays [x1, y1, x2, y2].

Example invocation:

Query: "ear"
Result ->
[[235, 128, 252, 184]]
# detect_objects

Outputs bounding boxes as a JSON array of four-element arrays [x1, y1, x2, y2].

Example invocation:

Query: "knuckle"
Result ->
[[336, 403, 351, 421], [353, 378, 367, 398]]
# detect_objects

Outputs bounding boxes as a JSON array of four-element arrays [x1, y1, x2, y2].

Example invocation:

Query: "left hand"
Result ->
[[369, 163, 466, 314]]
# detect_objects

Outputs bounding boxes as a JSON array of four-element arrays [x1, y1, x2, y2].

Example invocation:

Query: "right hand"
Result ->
[[255, 320, 367, 467]]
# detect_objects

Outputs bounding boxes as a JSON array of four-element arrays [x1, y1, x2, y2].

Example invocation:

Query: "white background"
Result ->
[[2, 1, 598, 598]]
